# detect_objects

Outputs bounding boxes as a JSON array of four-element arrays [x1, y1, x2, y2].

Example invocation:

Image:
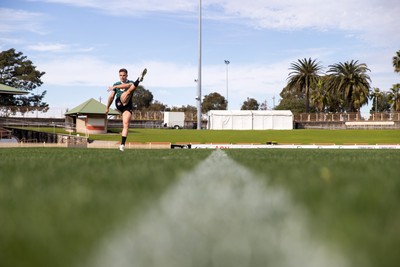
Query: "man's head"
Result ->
[[119, 68, 128, 82]]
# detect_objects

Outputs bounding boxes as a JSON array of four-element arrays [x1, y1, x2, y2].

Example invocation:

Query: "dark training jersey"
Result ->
[[113, 80, 135, 113], [112, 80, 134, 99]]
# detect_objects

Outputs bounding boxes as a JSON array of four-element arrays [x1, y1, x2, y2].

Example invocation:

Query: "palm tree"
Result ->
[[370, 88, 391, 113], [327, 60, 371, 113], [393, 50, 400, 73], [310, 79, 326, 112], [287, 58, 323, 113], [388, 83, 400, 112]]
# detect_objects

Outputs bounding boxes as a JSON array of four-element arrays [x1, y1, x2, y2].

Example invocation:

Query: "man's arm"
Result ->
[[106, 91, 116, 114], [108, 82, 133, 92]]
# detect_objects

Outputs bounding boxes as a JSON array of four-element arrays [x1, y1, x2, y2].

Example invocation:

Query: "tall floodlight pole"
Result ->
[[196, 0, 202, 130], [224, 60, 230, 110]]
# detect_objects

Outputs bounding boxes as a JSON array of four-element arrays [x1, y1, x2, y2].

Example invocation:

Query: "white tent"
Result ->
[[207, 110, 293, 130]]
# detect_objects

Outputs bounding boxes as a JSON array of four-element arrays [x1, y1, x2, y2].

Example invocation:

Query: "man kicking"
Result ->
[[106, 68, 147, 151]]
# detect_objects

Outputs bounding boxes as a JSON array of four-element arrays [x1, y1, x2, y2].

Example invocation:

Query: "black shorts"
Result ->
[[115, 97, 133, 114]]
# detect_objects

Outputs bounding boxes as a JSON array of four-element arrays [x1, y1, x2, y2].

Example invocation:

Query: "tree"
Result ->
[[393, 50, 400, 73], [132, 86, 153, 110], [171, 105, 198, 121], [327, 60, 371, 113], [146, 100, 167, 111], [171, 105, 197, 112], [310, 79, 326, 112], [369, 88, 390, 113], [0, 48, 48, 115], [323, 88, 344, 113], [241, 97, 259, 110], [201, 92, 227, 113], [287, 58, 322, 113], [274, 96, 307, 114], [274, 85, 307, 114], [388, 83, 400, 112], [309, 75, 344, 112]]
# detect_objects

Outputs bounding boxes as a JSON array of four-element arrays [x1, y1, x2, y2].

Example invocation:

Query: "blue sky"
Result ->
[[1, 0, 399, 117]]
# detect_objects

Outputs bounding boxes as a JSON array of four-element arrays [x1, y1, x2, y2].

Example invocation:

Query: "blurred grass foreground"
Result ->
[[1, 148, 400, 267]]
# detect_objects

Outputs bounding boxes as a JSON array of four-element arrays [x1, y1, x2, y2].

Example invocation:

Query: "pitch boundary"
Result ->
[[190, 144, 400, 149]]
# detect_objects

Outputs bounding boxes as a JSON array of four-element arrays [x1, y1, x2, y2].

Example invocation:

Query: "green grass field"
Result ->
[[27, 127, 400, 144], [227, 149, 400, 267], [1, 147, 400, 267], [0, 148, 211, 267]]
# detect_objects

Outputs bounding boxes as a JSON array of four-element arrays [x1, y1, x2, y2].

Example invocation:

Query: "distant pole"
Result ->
[[36, 87, 39, 118], [224, 60, 230, 110], [196, 0, 202, 130], [272, 96, 275, 109]]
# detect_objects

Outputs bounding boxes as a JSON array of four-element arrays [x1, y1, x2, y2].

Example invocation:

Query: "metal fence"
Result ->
[[294, 112, 400, 122], [0, 106, 199, 121], [0, 127, 12, 139], [368, 112, 400, 121], [130, 111, 197, 121]]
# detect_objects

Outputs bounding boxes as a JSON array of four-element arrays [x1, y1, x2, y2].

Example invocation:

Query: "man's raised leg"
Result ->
[[120, 85, 136, 106], [119, 68, 147, 106]]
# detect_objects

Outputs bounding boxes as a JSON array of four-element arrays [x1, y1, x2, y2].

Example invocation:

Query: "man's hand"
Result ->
[[107, 86, 114, 92], [105, 107, 109, 114]]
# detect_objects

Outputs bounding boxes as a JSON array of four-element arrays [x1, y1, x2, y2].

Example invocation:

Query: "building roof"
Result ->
[[65, 98, 119, 115], [0, 83, 29, 95]]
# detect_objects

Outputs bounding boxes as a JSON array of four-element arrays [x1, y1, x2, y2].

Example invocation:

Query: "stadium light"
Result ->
[[224, 60, 230, 110], [196, 0, 202, 130]]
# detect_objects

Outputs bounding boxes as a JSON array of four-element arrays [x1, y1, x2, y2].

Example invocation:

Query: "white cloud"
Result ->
[[35, 54, 288, 107], [37, 56, 115, 86], [219, 0, 399, 46], [31, 0, 400, 46], [27, 42, 94, 53], [0, 8, 46, 34], [27, 43, 69, 52], [0, 37, 23, 51], [36, 54, 287, 90], [31, 0, 198, 14]]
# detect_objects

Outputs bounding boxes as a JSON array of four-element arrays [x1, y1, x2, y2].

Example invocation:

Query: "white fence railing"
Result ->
[[294, 112, 400, 122]]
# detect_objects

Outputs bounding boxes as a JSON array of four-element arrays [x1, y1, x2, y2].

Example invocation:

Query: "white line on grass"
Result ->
[[85, 150, 348, 267]]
